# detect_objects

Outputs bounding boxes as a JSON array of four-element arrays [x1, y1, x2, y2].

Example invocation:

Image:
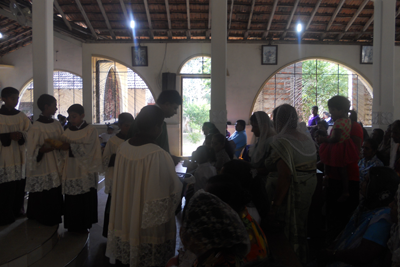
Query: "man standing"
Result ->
[[308, 106, 320, 127], [228, 120, 247, 158], [127, 90, 182, 162]]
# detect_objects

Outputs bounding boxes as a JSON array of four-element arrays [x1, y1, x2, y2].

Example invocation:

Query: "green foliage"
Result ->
[[184, 103, 209, 132], [301, 60, 349, 116], [187, 132, 203, 144]]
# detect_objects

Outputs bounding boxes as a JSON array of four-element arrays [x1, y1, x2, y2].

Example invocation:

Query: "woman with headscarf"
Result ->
[[179, 190, 250, 267], [319, 167, 399, 266], [264, 104, 317, 263]]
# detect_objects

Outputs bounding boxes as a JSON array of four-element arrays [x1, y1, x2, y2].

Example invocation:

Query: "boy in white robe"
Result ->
[[106, 105, 182, 267], [60, 104, 102, 232], [0, 87, 31, 225], [26, 94, 65, 226], [102, 112, 134, 237]]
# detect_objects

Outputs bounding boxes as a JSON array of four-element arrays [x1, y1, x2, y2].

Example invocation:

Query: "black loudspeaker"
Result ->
[[162, 73, 176, 91]]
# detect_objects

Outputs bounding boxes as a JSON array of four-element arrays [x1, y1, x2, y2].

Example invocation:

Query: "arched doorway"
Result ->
[[179, 56, 211, 156], [252, 59, 373, 126]]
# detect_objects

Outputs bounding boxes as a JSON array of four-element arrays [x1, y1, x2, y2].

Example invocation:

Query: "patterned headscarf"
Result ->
[[181, 190, 250, 257]]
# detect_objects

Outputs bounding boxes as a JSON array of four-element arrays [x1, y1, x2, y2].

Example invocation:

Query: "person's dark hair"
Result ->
[[392, 120, 400, 130], [250, 113, 257, 123], [118, 112, 134, 125], [213, 133, 226, 146], [136, 105, 165, 132], [67, 104, 84, 115], [107, 125, 114, 130], [206, 174, 251, 213], [364, 167, 400, 210], [315, 129, 328, 137], [317, 120, 328, 130], [349, 110, 358, 122], [203, 122, 220, 135], [323, 111, 330, 117], [227, 121, 232, 125], [372, 128, 384, 144], [236, 120, 245, 128], [327, 95, 350, 112], [37, 94, 56, 112], [156, 90, 182, 105], [272, 104, 298, 130], [364, 138, 379, 151], [221, 160, 252, 189], [312, 105, 318, 111], [193, 146, 214, 164], [1, 87, 19, 98], [57, 114, 66, 120]]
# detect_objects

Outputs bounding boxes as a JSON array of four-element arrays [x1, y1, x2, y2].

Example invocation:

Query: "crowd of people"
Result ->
[[2, 85, 400, 267]]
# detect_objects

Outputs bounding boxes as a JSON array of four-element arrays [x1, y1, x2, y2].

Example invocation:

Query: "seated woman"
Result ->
[[178, 190, 250, 267], [319, 167, 399, 267], [205, 174, 269, 263]]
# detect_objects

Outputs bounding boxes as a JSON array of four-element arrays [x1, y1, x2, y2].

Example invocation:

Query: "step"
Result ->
[[0, 217, 58, 267]]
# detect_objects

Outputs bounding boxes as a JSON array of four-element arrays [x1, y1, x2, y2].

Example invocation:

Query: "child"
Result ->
[[0, 87, 31, 225], [192, 146, 217, 193], [26, 94, 65, 226], [102, 112, 134, 237], [99, 125, 115, 147], [60, 104, 102, 232], [319, 96, 360, 240]]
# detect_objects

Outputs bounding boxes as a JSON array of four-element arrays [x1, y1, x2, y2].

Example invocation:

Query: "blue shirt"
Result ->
[[228, 130, 247, 158]]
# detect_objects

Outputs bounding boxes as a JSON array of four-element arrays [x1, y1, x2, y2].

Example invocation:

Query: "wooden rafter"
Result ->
[[262, 0, 279, 39], [75, 0, 97, 39], [353, 14, 373, 41], [244, 0, 256, 39], [0, 22, 16, 32], [336, 0, 369, 41], [281, 0, 301, 39], [228, 0, 234, 33], [0, 35, 31, 56], [96, 0, 115, 39], [165, 0, 172, 39], [301, 0, 322, 39], [0, 29, 31, 48], [54, 0, 72, 31], [206, 1, 212, 39], [320, 0, 345, 40], [143, 0, 154, 39], [119, 0, 134, 40], [185, 0, 191, 39]]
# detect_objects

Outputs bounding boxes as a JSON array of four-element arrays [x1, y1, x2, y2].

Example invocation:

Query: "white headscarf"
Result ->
[[249, 111, 276, 166], [272, 104, 316, 157]]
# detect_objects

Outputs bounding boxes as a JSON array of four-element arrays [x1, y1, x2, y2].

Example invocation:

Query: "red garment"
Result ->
[[319, 118, 359, 167]]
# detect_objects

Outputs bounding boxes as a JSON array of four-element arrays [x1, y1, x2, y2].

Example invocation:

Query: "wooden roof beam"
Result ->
[[228, 0, 234, 37], [353, 14, 374, 41], [96, 0, 115, 39], [0, 22, 16, 32], [119, 0, 134, 40], [281, 0, 300, 40], [185, 0, 191, 39], [75, 0, 97, 39], [143, 0, 154, 39], [301, 0, 322, 39], [336, 0, 369, 41], [244, 0, 256, 39], [320, 0, 345, 40], [165, 0, 172, 39], [0, 29, 31, 48], [0, 36, 31, 56], [262, 0, 279, 39], [54, 0, 72, 31], [206, 1, 212, 39]]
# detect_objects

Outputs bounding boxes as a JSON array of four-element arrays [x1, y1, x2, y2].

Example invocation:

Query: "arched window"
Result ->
[[18, 71, 83, 117], [180, 56, 211, 156], [93, 57, 154, 123], [252, 59, 373, 126]]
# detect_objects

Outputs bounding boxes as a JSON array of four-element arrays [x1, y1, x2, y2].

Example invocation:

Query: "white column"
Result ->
[[210, 0, 227, 134], [372, 0, 396, 128], [32, 0, 53, 119], [82, 44, 93, 123]]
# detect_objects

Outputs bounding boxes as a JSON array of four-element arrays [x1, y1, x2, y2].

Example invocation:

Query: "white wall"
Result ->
[[3, 38, 400, 154]]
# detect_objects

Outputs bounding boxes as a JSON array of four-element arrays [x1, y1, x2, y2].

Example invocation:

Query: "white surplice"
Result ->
[[102, 135, 125, 194], [60, 124, 102, 195], [106, 143, 182, 267], [26, 121, 65, 192], [0, 112, 31, 184]]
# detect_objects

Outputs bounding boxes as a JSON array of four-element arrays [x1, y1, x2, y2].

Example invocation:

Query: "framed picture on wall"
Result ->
[[360, 45, 373, 64], [261, 45, 278, 65], [132, 46, 148, 66]]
